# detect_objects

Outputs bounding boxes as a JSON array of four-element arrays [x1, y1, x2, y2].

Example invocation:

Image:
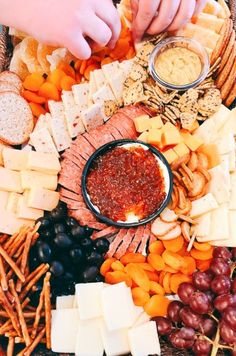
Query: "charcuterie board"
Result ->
[[0, 1, 236, 355]]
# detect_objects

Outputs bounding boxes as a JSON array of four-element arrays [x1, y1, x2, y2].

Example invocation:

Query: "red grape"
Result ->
[[211, 275, 231, 295], [178, 282, 197, 304], [169, 330, 195, 349], [214, 294, 236, 312], [220, 320, 236, 344], [232, 248, 236, 261], [152, 316, 172, 336], [189, 291, 211, 314], [178, 327, 196, 340], [222, 307, 236, 331], [179, 306, 202, 329], [213, 247, 232, 261], [232, 278, 236, 294], [167, 301, 184, 323], [205, 290, 215, 304], [198, 316, 217, 337], [193, 271, 213, 291], [193, 338, 212, 355], [210, 258, 231, 277]]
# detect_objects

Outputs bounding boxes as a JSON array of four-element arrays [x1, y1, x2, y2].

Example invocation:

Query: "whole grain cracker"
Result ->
[[211, 18, 233, 65], [225, 79, 236, 106], [129, 63, 148, 82], [218, 29, 235, 73], [198, 88, 222, 116], [216, 41, 236, 88], [221, 56, 236, 100]]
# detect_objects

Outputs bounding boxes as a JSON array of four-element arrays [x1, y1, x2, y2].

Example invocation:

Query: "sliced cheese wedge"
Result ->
[[48, 102, 71, 152], [214, 133, 235, 155], [190, 193, 218, 219], [30, 128, 59, 157], [75, 282, 104, 320], [27, 187, 59, 211], [17, 196, 44, 221], [72, 83, 89, 111], [61, 90, 85, 138], [92, 84, 116, 105], [210, 205, 229, 240], [229, 172, 236, 210], [210, 211, 236, 247], [27, 151, 60, 175], [21, 170, 57, 191], [128, 321, 161, 356], [93, 69, 106, 89], [99, 320, 130, 356]]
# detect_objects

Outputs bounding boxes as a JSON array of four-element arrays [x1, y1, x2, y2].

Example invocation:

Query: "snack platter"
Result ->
[[0, 0, 236, 355]]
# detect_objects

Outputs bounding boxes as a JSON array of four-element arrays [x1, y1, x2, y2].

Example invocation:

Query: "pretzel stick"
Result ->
[[31, 289, 44, 339], [17, 327, 45, 356], [19, 264, 49, 301], [9, 280, 31, 346], [3, 232, 19, 252], [31, 232, 40, 246], [6, 255, 22, 281], [16, 232, 33, 292], [0, 298, 30, 334], [0, 234, 9, 244], [6, 228, 29, 256], [0, 286, 21, 336], [15, 337, 46, 344], [23, 264, 46, 286], [0, 245, 25, 283], [7, 337, 14, 356], [0, 255, 8, 291], [44, 272, 51, 349]]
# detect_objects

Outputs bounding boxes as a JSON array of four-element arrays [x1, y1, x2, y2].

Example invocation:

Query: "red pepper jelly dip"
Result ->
[[86, 145, 167, 222]]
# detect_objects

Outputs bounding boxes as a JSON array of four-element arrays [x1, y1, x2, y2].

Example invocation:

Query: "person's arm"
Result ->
[[0, 0, 121, 59]]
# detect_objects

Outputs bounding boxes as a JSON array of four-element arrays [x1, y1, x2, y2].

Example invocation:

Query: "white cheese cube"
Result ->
[[17, 196, 44, 221], [51, 308, 79, 353], [128, 321, 161, 356], [100, 320, 130, 356], [133, 311, 150, 327], [6, 192, 21, 214], [0, 191, 9, 211], [56, 295, 75, 309], [0, 210, 34, 235], [27, 187, 59, 211], [75, 282, 104, 320], [190, 193, 218, 219], [101, 282, 135, 331], [21, 170, 58, 191], [30, 128, 59, 156], [75, 318, 104, 356], [27, 151, 60, 175], [0, 167, 23, 193], [2, 148, 28, 171]]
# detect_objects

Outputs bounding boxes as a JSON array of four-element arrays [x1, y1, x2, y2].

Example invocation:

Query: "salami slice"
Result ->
[[69, 208, 97, 223], [137, 224, 151, 254], [119, 105, 147, 120], [127, 225, 145, 253], [62, 150, 86, 169], [60, 188, 84, 202], [92, 226, 119, 240], [59, 175, 82, 194], [115, 228, 136, 259], [106, 229, 127, 258], [106, 124, 123, 140], [85, 222, 108, 231], [74, 135, 95, 156]]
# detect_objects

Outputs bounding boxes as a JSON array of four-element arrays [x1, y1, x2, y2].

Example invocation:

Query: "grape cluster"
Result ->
[[29, 202, 109, 300], [153, 247, 236, 355]]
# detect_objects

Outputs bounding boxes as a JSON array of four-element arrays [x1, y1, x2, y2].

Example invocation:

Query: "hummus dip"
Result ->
[[154, 46, 202, 86]]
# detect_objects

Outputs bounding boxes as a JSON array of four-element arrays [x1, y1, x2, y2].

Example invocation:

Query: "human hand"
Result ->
[[16, 0, 121, 59], [131, 0, 207, 41]]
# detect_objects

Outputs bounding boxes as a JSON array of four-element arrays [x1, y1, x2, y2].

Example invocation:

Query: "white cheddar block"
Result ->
[[229, 150, 236, 172], [102, 61, 121, 82], [75, 282, 104, 320], [207, 165, 230, 204], [21, 144, 33, 152], [218, 108, 236, 137], [214, 133, 235, 155], [101, 282, 135, 331], [0, 210, 34, 235], [27, 187, 59, 211], [75, 318, 104, 356], [100, 320, 130, 356], [210, 205, 229, 240], [190, 193, 218, 218], [61, 90, 85, 138], [48, 102, 71, 152], [229, 172, 236, 209], [0, 191, 9, 211], [211, 105, 230, 132], [2, 148, 28, 171], [56, 295, 75, 309], [0, 167, 23, 193], [30, 128, 59, 156], [0, 141, 10, 166], [195, 212, 212, 238], [17, 196, 44, 221], [81, 103, 105, 132], [51, 308, 79, 353], [72, 83, 90, 110], [93, 69, 106, 89], [133, 311, 151, 327], [128, 321, 161, 356], [6, 192, 21, 214], [27, 151, 60, 175], [21, 170, 58, 191], [92, 84, 116, 105]]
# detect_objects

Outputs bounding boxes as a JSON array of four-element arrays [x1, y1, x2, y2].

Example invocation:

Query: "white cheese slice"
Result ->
[[0, 167, 23, 193], [211, 104, 231, 132], [108, 72, 126, 105], [33, 113, 53, 135], [72, 83, 89, 111], [195, 212, 212, 238], [75, 318, 104, 356], [190, 193, 218, 219], [2, 148, 28, 171], [0, 191, 9, 211], [21, 144, 33, 152], [17, 196, 44, 221], [214, 133, 235, 155], [195, 117, 218, 143], [0, 141, 10, 166], [92, 84, 116, 105], [133, 311, 151, 327], [27, 151, 60, 175], [81, 103, 105, 132], [102, 61, 121, 82], [61, 90, 85, 138], [229, 172, 236, 209], [75, 282, 104, 320], [88, 72, 97, 105], [128, 321, 161, 356], [27, 187, 59, 211], [51, 308, 79, 353], [229, 150, 236, 172], [0, 210, 34, 235], [210, 205, 229, 240], [218, 107, 236, 137], [30, 128, 59, 156], [48, 102, 71, 152], [93, 69, 106, 89], [207, 165, 230, 204], [101, 282, 135, 331], [21, 170, 57, 191], [56, 295, 75, 309], [99, 320, 130, 356], [210, 211, 236, 247], [6, 192, 21, 214]]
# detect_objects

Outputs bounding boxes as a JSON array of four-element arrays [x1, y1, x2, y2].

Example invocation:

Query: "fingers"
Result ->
[[132, 0, 161, 41], [68, 33, 91, 60], [147, 0, 181, 35], [84, 14, 112, 47], [194, 0, 207, 15], [167, 0, 196, 31]]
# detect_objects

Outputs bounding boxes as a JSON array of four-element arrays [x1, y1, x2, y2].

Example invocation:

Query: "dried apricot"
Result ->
[[125, 263, 150, 292], [144, 270, 159, 283], [22, 90, 46, 104], [190, 247, 213, 261], [147, 254, 165, 271], [135, 263, 155, 272], [163, 236, 184, 253], [180, 256, 196, 275], [100, 258, 116, 276], [162, 250, 184, 270], [38, 82, 60, 101], [196, 259, 212, 272], [131, 287, 150, 306], [144, 295, 171, 317], [170, 273, 192, 294], [47, 69, 66, 90], [29, 103, 46, 118], [60, 75, 76, 91], [23, 73, 45, 92], [163, 272, 172, 294], [111, 261, 125, 272], [105, 271, 132, 288], [193, 242, 212, 251], [148, 241, 165, 255], [120, 253, 146, 265], [149, 281, 165, 296]]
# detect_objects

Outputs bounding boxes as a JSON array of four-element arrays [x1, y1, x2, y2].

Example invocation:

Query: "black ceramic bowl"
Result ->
[[82, 139, 173, 228]]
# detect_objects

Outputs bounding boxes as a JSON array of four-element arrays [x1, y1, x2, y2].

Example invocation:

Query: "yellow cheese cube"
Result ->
[[163, 149, 178, 164], [134, 115, 151, 133], [162, 130, 181, 147], [150, 116, 163, 129], [184, 134, 203, 151], [162, 122, 177, 133], [138, 131, 148, 143], [147, 129, 162, 146], [173, 143, 190, 157], [198, 144, 221, 169], [189, 120, 200, 132]]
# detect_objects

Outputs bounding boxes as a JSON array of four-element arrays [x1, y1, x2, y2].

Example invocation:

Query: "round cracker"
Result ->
[[0, 71, 22, 91], [221, 56, 236, 100], [0, 91, 33, 145], [218, 29, 235, 72], [0, 80, 19, 94], [216, 42, 236, 89], [211, 18, 232, 65], [225, 79, 236, 107]]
